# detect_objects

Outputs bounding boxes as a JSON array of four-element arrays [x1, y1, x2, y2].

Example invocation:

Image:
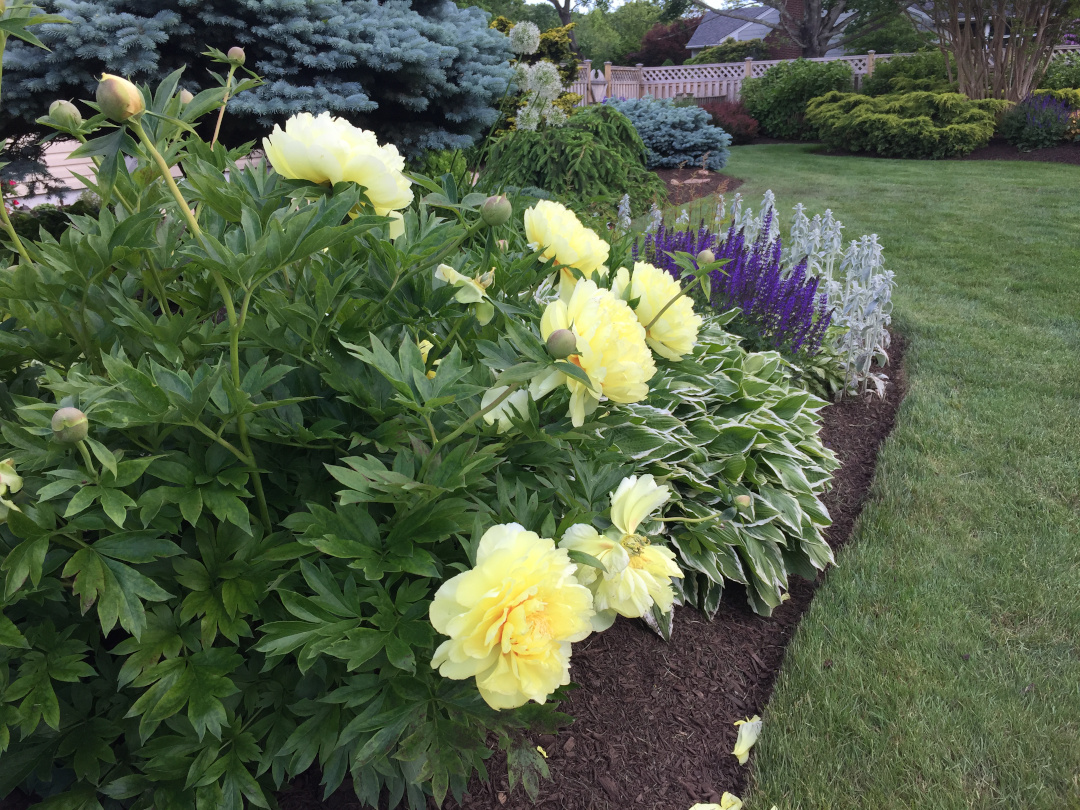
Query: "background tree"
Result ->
[[924, 0, 1080, 100], [575, 0, 665, 65], [626, 15, 703, 65], [457, 0, 561, 30], [698, 0, 910, 58], [842, 8, 935, 54], [3, 0, 512, 154]]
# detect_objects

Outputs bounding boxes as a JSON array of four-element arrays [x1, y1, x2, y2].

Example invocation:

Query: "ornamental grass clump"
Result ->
[[0, 10, 839, 806]]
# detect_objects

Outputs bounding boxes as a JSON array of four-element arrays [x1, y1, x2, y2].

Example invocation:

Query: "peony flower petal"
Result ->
[[610, 474, 670, 536], [481, 386, 530, 433], [732, 715, 762, 764]]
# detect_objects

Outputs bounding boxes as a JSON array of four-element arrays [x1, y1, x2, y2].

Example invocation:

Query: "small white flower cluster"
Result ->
[[516, 61, 567, 131], [508, 21, 541, 56], [644, 202, 664, 234]]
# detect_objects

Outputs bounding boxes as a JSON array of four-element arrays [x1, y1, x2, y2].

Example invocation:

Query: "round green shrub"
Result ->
[[605, 95, 733, 170], [484, 104, 667, 215], [1039, 51, 1080, 91], [740, 59, 854, 139], [805, 90, 1010, 158], [861, 50, 952, 97]]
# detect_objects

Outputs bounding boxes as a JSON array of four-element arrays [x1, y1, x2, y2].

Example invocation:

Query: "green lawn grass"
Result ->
[[703, 145, 1080, 809]]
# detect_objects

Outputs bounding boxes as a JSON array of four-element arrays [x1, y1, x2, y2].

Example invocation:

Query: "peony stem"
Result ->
[[418, 383, 519, 481], [131, 118, 272, 531], [211, 65, 237, 149], [644, 276, 701, 332]]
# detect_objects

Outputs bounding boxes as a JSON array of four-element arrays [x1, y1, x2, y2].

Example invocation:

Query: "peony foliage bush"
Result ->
[[0, 7, 837, 807]]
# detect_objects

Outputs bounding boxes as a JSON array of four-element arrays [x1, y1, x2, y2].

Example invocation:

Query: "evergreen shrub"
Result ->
[[861, 50, 952, 97], [3, 0, 513, 154], [605, 95, 732, 170], [484, 104, 666, 214], [740, 59, 854, 139], [806, 90, 1010, 158]]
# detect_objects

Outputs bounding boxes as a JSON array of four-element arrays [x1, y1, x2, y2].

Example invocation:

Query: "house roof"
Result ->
[[685, 6, 770, 50]]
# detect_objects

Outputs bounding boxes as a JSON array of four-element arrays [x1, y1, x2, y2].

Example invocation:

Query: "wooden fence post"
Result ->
[[745, 57, 753, 78], [867, 50, 876, 78], [604, 61, 612, 100], [636, 63, 644, 100], [582, 59, 592, 102]]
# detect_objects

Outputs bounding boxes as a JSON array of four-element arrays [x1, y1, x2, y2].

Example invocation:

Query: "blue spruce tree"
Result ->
[[3, 0, 513, 153]]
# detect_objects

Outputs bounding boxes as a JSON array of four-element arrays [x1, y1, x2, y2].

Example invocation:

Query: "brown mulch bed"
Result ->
[[655, 167, 743, 207]]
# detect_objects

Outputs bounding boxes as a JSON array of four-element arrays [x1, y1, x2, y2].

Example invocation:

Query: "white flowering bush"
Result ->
[[0, 10, 838, 807]]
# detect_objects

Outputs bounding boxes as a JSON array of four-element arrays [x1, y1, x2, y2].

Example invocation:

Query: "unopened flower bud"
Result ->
[[51, 407, 89, 444], [179, 88, 194, 104], [228, 46, 246, 65], [546, 328, 578, 360], [96, 74, 144, 121], [49, 100, 82, 130], [480, 195, 512, 227], [697, 248, 716, 265], [734, 494, 752, 510]]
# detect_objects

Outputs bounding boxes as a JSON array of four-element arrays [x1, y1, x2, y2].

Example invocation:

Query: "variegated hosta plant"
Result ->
[[0, 18, 838, 810]]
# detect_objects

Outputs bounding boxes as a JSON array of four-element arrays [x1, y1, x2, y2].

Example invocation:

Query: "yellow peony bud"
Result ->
[[49, 100, 83, 130], [227, 46, 246, 65], [734, 494, 752, 510], [697, 248, 716, 265], [179, 88, 194, 104], [96, 74, 145, 122], [51, 407, 89, 444]]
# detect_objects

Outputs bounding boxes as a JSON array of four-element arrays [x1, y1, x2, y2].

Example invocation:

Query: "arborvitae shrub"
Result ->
[[740, 59, 854, 139], [605, 96, 732, 170], [484, 104, 667, 214], [861, 50, 953, 97], [806, 90, 1011, 158]]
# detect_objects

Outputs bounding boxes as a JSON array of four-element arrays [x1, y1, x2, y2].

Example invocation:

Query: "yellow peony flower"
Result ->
[[262, 112, 413, 237], [530, 280, 655, 427], [613, 262, 703, 361], [559, 474, 682, 631], [434, 264, 495, 325], [0, 458, 23, 523], [732, 715, 762, 764], [481, 386, 530, 433], [523, 200, 609, 299], [430, 523, 594, 709], [418, 340, 438, 379]]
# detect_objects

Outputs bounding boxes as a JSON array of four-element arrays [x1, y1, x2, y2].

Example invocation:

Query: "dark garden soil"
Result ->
[[655, 168, 743, 207], [2, 339, 907, 810], [272, 335, 909, 810]]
